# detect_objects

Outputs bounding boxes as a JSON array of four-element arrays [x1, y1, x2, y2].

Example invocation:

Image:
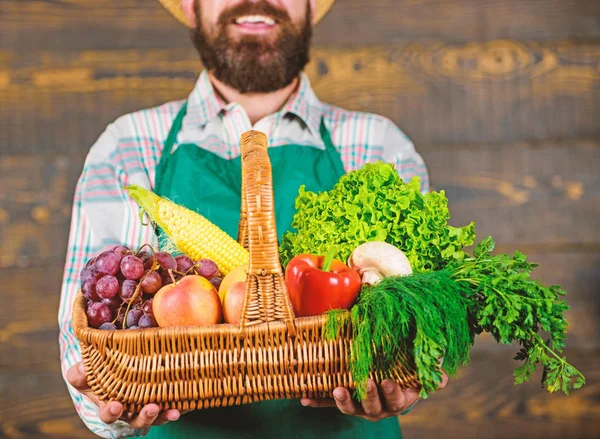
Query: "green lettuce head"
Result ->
[[279, 162, 475, 272]]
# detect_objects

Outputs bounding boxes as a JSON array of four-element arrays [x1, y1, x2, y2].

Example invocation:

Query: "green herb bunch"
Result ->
[[450, 237, 586, 394], [323, 237, 586, 401], [324, 270, 473, 400], [279, 162, 475, 272]]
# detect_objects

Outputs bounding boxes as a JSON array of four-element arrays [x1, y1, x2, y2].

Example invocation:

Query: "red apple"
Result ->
[[153, 275, 222, 327]]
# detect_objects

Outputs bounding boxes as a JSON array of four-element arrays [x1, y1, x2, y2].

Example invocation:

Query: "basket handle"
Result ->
[[237, 131, 296, 336]]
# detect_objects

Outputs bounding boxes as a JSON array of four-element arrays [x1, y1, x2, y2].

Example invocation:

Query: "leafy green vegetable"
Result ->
[[450, 237, 586, 395], [323, 270, 472, 400], [297, 162, 584, 398], [323, 236, 586, 400], [280, 162, 475, 272]]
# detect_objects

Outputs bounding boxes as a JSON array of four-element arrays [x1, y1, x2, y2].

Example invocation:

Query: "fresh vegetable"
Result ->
[[125, 185, 249, 275], [279, 162, 475, 272], [348, 241, 412, 285], [324, 236, 586, 401], [450, 237, 586, 395], [285, 248, 362, 317], [324, 270, 472, 400]]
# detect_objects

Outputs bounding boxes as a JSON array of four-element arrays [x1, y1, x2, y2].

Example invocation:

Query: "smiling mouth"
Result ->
[[234, 15, 277, 26], [231, 14, 278, 33]]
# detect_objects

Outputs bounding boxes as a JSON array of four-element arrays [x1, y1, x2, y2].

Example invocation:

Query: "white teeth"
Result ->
[[235, 15, 276, 25]]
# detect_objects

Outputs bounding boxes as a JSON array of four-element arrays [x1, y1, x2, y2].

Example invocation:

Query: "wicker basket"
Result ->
[[72, 131, 419, 412]]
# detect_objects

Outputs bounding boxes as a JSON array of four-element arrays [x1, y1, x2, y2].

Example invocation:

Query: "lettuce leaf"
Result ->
[[279, 162, 475, 272]]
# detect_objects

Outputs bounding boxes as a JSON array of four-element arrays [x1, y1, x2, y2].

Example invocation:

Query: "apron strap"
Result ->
[[157, 100, 189, 176], [319, 118, 346, 177]]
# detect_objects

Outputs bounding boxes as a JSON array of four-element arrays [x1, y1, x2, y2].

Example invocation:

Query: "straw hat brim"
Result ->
[[158, 0, 335, 28]]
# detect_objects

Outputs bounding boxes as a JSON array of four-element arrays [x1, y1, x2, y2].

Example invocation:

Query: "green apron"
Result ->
[[140, 101, 403, 438]]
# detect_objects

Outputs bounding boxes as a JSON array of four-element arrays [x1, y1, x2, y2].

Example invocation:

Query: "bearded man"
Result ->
[[60, 1, 439, 438]]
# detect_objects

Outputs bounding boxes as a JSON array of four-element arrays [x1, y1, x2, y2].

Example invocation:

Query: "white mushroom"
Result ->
[[348, 241, 412, 285], [359, 268, 385, 285]]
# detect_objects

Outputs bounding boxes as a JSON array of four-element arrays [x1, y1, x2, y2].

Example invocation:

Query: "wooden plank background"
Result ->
[[0, 0, 599, 438]]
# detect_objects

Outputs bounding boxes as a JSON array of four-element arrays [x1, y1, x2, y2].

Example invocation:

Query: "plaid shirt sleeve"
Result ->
[[58, 123, 156, 438]]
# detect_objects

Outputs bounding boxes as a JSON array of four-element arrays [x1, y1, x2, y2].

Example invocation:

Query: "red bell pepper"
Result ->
[[285, 248, 362, 317]]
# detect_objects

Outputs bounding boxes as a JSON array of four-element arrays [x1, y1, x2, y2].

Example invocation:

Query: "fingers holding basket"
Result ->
[[332, 387, 362, 416], [359, 380, 386, 417], [66, 361, 89, 391], [300, 373, 450, 422], [66, 361, 125, 423], [66, 361, 105, 408], [66, 361, 185, 427], [118, 405, 185, 428], [126, 404, 163, 428], [438, 371, 449, 390], [331, 379, 393, 420], [155, 409, 182, 425], [122, 405, 183, 427]]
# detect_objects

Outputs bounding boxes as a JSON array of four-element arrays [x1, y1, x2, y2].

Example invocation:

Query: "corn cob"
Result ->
[[125, 185, 249, 275]]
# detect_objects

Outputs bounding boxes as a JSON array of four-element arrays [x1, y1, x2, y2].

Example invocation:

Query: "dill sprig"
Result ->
[[324, 270, 472, 400]]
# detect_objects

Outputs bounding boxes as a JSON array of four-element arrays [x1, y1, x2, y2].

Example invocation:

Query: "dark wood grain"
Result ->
[[1, 0, 599, 52], [426, 139, 600, 248], [0, 267, 64, 373], [0, 154, 82, 269], [0, 372, 95, 438], [2, 41, 599, 153]]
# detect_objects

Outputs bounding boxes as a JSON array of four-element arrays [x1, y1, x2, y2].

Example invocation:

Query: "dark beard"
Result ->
[[191, 1, 312, 94]]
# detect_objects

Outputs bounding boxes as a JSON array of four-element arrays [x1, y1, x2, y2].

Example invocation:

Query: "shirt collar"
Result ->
[[183, 70, 226, 128], [183, 71, 325, 139], [279, 72, 325, 139]]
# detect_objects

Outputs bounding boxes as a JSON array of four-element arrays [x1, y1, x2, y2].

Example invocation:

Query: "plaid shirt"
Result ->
[[58, 70, 429, 438]]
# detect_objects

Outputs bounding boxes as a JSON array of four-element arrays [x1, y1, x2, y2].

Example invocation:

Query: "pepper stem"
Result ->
[[321, 247, 338, 273]]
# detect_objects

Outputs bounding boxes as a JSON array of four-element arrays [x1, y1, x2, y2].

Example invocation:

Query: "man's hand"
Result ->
[[66, 361, 183, 429], [300, 373, 448, 422]]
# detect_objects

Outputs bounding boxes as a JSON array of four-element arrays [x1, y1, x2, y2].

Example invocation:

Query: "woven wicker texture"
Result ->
[[158, 0, 336, 28], [72, 130, 419, 412]]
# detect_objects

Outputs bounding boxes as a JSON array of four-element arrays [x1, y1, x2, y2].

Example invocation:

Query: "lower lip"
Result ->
[[232, 22, 277, 34]]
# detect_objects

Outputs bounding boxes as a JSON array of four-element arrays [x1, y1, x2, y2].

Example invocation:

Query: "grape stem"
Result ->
[[110, 304, 123, 326], [122, 283, 143, 329], [135, 243, 156, 257], [186, 265, 197, 275], [168, 269, 178, 285]]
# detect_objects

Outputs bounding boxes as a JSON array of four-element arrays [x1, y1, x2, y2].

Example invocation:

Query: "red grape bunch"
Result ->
[[80, 245, 223, 330]]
